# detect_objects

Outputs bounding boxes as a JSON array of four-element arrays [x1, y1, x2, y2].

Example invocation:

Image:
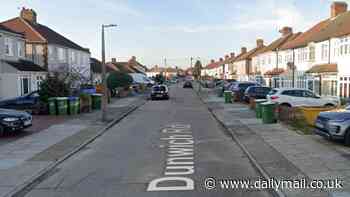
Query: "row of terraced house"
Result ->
[[0, 8, 147, 100], [202, 1, 350, 98]]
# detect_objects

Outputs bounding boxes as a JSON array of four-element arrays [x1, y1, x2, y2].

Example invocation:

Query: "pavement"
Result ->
[[0, 95, 146, 197], [195, 84, 350, 197], [17, 83, 272, 197]]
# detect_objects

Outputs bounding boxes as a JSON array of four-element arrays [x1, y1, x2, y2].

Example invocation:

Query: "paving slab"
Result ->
[[197, 88, 345, 196], [0, 96, 145, 197]]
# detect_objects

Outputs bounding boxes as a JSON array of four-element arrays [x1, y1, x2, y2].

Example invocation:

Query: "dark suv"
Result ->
[[231, 82, 260, 101], [244, 86, 272, 102], [151, 85, 169, 100]]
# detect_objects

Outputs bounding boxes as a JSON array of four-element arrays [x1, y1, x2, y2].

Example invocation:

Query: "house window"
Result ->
[[48, 46, 55, 61], [309, 46, 315, 61], [321, 44, 329, 60], [4, 37, 13, 56], [70, 51, 76, 64], [57, 48, 66, 62], [338, 36, 350, 56], [278, 55, 282, 64], [20, 77, 31, 95], [17, 41, 24, 58]]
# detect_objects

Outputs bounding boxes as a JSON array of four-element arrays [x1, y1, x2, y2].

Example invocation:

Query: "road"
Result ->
[[21, 83, 271, 197]]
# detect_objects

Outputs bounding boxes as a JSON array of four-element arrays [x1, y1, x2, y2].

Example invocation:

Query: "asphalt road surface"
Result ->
[[22, 83, 271, 197]]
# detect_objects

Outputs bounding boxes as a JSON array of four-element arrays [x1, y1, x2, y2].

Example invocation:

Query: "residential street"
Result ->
[[20, 84, 270, 197]]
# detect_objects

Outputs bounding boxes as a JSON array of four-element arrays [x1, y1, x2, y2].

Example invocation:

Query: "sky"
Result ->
[[1, 0, 344, 68]]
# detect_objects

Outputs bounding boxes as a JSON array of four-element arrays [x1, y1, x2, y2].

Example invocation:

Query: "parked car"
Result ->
[[150, 85, 169, 100], [0, 108, 32, 136], [314, 105, 350, 145], [0, 91, 40, 113], [244, 86, 272, 102], [215, 80, 224, 87], [231, 82, 261, 101], [183, 81, 193, 88], [224, 80, 237, 91], [130, 73, 155, 87], [267, 88, 339, 107]]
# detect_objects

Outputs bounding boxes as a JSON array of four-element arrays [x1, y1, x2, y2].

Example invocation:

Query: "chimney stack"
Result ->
[[230, 52, 235, 58], [279, 27, 293, 36], [241, 47, 247, 54], [111, 58, 117, 63], [331, 2, 348, 18], [257, 39, 264, 48], [20, 7, 37, 24]]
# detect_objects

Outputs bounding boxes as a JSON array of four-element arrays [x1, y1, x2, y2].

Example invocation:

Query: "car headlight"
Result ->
[[2, 117, 19, 122]]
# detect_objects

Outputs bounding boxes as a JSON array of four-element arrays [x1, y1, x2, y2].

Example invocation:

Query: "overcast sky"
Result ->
[[1, 0, 343, 68]]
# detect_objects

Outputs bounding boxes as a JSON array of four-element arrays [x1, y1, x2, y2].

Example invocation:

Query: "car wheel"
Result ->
[[324, 103, 335, 108], [0, 125, 5, 137], [280, 103, 292, 108], [344, 129, 350, 146]]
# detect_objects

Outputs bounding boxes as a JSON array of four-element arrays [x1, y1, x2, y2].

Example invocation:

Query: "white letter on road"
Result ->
[[147, 177, 194, 191]]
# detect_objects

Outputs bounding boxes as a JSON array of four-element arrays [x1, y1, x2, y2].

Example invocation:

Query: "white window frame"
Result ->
[[17, 41, 24, 58], [57, 47, 66, 62], [4, 37, 13, 56], [321, 44, 329, 60], [20, 76, 31, 95], [48, 46, 55, 61]]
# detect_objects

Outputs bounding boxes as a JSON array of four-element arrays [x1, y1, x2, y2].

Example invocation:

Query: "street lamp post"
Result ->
[[101, 24, 117, 122]]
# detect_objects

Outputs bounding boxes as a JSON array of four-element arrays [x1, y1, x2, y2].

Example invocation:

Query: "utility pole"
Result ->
[[190, 57, 193, 68], [101, 24, 117, 122]]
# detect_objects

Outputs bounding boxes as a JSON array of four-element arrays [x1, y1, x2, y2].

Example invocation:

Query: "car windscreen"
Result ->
[[268, 89, 278, 95], [239, 83, 256, 90], [153, 86, 166, 91]]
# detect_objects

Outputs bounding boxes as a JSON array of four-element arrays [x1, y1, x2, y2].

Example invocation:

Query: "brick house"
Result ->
[[0, 24, 46, 99], [1, 8, 91, 84], [234, 39, 266, 81], [278, 1, 350, 97], [251, 27, 302, 87]]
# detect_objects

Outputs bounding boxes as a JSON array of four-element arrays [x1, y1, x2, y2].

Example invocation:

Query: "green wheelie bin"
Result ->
[[48, 97, 57, 115], [56, 97, 68, 115], [261, 102, 277, 124], [68, 97, 79, 115], [224, 91, 232, 103], [91, 94, 102, 110], [255, 99, 267, 119]]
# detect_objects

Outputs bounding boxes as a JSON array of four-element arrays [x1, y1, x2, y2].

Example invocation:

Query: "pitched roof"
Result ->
[[236, 45, 266, 61], [1, 17, 89, 52], [258, 32, 302, 54], [279, 10, 350, 50], [90, 58, 116, 73], [5, 59, 46, 72], [281, 19, 331, 49], [109, 62, 139, 73], [0, 24, 23, 35], [205, 61, 222, 69], [127, 59, 147, 73]]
